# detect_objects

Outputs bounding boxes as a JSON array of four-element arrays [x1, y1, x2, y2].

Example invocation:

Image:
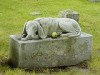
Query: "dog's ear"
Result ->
[[37, 24, 46, 39], [22, 22, 27, 35]]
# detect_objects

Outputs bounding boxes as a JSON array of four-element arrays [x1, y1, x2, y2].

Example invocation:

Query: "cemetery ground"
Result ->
[[0, 0, 100, 75]]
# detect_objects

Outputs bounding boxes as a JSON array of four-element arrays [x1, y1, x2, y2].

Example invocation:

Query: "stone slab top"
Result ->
[[10, 32, 92, 43]]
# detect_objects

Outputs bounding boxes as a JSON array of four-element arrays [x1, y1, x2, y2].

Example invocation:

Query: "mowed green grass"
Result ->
[[0, 0, 100, 75]]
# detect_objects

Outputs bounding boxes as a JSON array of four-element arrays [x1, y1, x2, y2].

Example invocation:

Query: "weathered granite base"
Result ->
[[9, 33, 92, 69]]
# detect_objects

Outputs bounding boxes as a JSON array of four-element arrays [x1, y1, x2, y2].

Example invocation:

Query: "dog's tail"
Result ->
[[61, 31, 81, 38], [67, 31, 81, 37]]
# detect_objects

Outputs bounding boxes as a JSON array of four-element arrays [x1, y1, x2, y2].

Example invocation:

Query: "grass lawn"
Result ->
[[0, 0, 100, 75]]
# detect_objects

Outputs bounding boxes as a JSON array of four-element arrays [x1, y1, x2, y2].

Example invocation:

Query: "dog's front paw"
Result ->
[[21, 38, 27, 41]]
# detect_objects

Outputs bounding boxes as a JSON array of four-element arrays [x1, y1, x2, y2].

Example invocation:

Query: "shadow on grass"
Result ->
[[0, 56, 89, 74]]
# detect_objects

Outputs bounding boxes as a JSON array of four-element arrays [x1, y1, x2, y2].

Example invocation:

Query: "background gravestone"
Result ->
[[58, 9, 79, 22], [88, 0, 100, 2]]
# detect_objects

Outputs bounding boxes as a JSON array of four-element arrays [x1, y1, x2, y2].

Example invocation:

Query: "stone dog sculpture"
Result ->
[[20, 18, 81, 40]]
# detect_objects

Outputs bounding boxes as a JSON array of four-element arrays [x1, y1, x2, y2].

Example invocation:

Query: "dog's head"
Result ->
[[30, 20, 46, 39]]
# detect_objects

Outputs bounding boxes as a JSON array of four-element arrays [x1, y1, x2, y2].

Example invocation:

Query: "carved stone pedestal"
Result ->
[[9, 33, 92, 69]]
